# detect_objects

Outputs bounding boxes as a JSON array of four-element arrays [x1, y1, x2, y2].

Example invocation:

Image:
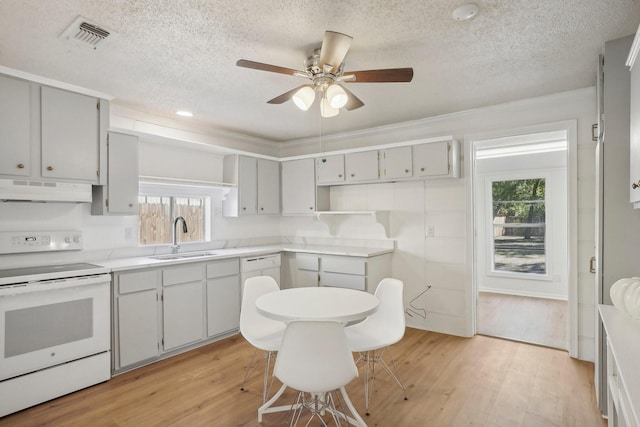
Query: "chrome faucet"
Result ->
[[171, 216, 188, 254]]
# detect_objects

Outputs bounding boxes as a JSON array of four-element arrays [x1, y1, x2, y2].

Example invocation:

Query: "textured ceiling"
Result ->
[[1, 0, 640, 143]]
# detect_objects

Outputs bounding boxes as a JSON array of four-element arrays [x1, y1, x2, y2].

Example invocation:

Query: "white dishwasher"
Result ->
[[240, 253, 281, 293]]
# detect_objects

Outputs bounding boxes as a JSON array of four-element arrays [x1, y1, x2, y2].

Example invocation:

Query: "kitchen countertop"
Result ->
[[96, 244, 394, 272]]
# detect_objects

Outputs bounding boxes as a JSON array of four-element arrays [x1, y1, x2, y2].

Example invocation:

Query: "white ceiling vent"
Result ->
[[59, 16, 110, 49]]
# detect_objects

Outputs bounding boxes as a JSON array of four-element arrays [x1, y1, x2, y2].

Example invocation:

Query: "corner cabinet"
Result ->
[[292, 252, 392, 293], [92, 131, 139, 215], [281, 158, 329, 214], [316, 154, 345, 185], [628, 31, 640, 207], [0, 73, 109, 185], [223, 155, 280, 216]]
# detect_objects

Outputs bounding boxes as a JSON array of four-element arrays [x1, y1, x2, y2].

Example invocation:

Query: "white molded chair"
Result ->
[[258, 320, 367, 427], [239, 276, 285, 403], [344, 278, 408, 415]]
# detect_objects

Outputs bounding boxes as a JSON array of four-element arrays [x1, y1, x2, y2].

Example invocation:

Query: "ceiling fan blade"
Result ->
[[237, 59, 304, 76], [344, 68, 414, 83], [319, 31, 353, 72], [341, 86, 365, 111], [267, 85, 309, 104]]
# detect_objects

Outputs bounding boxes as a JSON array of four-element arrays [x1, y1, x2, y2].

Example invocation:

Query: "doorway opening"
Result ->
[[472, 129, 569, 350]]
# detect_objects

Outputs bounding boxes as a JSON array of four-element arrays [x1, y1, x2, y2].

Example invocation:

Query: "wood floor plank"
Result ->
[[0, 329, 605, 427]]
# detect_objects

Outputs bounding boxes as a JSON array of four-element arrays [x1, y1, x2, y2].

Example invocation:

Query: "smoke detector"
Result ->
[[59, 16, 110, 49], [452, 3, 480, 21]]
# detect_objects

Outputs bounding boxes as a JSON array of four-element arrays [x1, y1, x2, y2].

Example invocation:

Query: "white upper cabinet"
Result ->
[[41, 86, 101, 183], [281, 158, 329, 214], [0, 75, 31, 177], [628, 35, 640, 207], [238, 156, 258, 215], [257, 158, 280, 214], [380, 146, 412, 179], [223, 155, 280, 216], [316, 154, 345, 185], [345, 151, 379, 182], [413, 140, 459, 178], [91, 131, 139, 215], [0, 73, 108, 185]]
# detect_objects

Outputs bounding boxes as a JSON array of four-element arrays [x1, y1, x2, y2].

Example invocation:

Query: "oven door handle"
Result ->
[[0, 273, 111, 296]]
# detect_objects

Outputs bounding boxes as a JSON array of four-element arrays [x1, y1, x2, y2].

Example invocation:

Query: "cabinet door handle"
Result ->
[[129, 203, 133, 208], [47, 166, 54, 171], [420, 167, 425, 172], [338, 174, 342, 178], [260, 207, 264, 211], [351, 174, 355, 177], [405, 169, 410, 173], [589, 256, 596, 274], [633, 180, 640, 189], [309, 207, 314, 210], [242, 207, 246, 210], [17, 163, 25, 169]]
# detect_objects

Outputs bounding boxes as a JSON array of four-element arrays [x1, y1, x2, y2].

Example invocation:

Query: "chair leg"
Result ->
[[240, 348, 258, 391], [263, 350, 276, 403], [362, 351, 374, 416], [241, 349, 277, 404], [258, 383, 287, 422], [377, 346, 408, 400], [358, 347, 408, 416]]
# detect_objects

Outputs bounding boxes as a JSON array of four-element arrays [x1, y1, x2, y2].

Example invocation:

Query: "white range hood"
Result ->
[[0, 179, 92, 203]]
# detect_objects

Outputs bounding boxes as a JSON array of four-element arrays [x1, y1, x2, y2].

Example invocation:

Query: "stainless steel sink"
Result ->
[[150, 251, 217, 260]]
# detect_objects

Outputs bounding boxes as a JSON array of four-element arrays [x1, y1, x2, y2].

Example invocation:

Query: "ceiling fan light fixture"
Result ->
[[321, 96, 339, 118], [292, 86, 316, 111], [326, 84, 348, 109]]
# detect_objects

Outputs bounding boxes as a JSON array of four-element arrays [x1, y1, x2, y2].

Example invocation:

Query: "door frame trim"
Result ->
[[465, 120, 578, 357]]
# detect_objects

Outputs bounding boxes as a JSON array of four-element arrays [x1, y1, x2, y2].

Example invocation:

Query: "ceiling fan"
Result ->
[[236, 31, 414, 118]]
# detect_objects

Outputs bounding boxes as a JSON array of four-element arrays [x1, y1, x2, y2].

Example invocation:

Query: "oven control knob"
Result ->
[[73, 236, 80, 243], [64, 237, 71, 243]]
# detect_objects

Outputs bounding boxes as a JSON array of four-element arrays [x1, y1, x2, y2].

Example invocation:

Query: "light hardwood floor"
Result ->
[[0, 328, 604, 427], [477, 292, 567, 349]]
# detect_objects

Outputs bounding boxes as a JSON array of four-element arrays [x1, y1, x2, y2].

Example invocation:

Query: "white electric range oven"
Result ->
[[0, 231, 111, 417]]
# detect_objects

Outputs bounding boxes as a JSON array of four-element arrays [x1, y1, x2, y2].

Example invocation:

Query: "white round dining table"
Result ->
[[255, 286, 378, 323]]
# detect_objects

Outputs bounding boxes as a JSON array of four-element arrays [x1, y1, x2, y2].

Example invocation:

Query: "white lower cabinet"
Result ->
[[162, 263, 205, 351], [599, 305, 640, 427], [293, 253, 391, 293], [206, 259, 240, 337], [114, 269, 161, 370], [113, 257, 240, 374], [295, 254, 320, 287]]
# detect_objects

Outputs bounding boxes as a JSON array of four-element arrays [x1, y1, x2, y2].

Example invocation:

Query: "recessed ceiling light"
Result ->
[[452, 3, 479, 21], [176, 110, 193, 117]]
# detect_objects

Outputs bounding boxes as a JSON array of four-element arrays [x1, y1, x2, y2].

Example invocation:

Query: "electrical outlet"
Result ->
[[427, 225, 435, 238], [125, 227, 133, 241]]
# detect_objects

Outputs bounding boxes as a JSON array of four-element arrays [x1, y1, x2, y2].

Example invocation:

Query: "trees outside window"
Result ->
[[491, 178, 546, 274]]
